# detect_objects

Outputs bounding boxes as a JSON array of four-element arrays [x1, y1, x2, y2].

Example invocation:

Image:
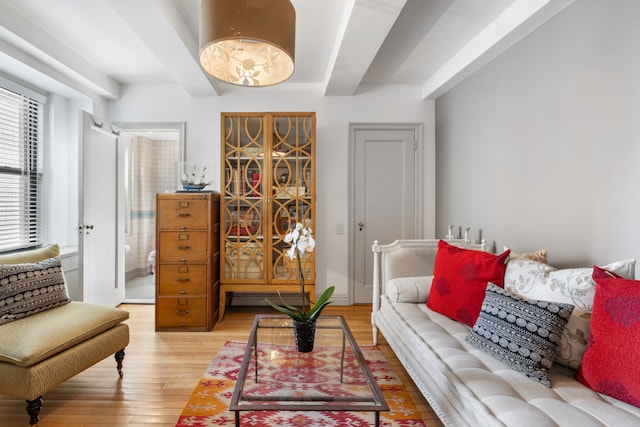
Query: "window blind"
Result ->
[[0, 85, 44, 252]]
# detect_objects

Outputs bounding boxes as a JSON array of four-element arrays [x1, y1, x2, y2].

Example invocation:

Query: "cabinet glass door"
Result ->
[[222, 114, 266, 281], [270, 114, 315, 285]]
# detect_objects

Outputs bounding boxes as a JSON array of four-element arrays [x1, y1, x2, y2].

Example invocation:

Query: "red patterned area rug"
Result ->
[[175, 341, 428, 426]]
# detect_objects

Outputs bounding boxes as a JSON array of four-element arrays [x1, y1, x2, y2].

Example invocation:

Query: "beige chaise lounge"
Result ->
[[0, 244, 129, 425]]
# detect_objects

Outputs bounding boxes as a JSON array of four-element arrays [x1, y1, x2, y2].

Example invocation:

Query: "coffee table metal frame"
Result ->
[[229, 314, 389, 426]]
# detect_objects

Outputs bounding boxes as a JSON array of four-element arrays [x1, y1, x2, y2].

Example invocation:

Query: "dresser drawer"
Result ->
[[157, 264, 207, 294], [156, 297, 207, 328], [157, 199, 209, 230], [158, 231, 208, 262]]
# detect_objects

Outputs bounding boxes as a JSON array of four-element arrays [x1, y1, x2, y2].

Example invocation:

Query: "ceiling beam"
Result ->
[[106, 0, 220, 97], [0, 36, 95, 100], [323, 0, 406, 96], [0, 0, 120, 99], [421, 0, 577, 99]]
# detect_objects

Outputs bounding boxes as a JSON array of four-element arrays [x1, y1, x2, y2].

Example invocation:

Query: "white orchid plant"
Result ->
[[265, 222, 335, 323]]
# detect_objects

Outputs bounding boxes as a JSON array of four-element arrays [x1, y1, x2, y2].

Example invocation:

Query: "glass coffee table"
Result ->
[[229, 315, 389, 426]]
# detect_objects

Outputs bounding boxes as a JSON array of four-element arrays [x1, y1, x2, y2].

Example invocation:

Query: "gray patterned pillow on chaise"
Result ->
[[0, 257, 70, 325]]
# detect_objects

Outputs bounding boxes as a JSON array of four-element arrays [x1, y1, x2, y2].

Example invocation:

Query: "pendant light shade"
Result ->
[[199, 0, 296, 87]]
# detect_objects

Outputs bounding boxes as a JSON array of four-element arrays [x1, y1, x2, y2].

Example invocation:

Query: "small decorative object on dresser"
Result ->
[[265, 223, 334, 352], [178, 161, 214, 191]]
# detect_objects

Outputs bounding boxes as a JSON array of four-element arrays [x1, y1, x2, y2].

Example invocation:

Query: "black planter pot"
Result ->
[[293, 319, 317, 353]]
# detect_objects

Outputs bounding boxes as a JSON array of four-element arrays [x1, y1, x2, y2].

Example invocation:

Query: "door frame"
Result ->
[[113, 121, 186, 303], [347, 123, 426, 305]]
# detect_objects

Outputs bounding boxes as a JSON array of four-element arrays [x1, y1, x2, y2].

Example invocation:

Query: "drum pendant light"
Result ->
[[199, 0, 296, 87]]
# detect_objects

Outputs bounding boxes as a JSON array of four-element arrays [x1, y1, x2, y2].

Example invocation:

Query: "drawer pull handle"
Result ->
[[180, 290, 186, 294], [177, 213, 191, 217], [176, 277, 190, 282], [177, 245, 191, 250], [176, 309, 190, 315]]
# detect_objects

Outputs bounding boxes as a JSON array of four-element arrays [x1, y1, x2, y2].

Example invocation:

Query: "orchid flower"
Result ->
[[285, 223, 315, 260]]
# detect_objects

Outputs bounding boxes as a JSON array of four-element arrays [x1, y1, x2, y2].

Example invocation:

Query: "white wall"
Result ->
[[435, 0, 640, 270], [108, 83, 433, 302]]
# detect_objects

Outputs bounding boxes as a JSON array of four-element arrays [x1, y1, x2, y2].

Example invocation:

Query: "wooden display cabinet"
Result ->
[[219, 112, 316, 321]]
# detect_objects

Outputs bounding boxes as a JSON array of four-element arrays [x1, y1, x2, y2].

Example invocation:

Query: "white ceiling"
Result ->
[[0, 0, 575, 100]]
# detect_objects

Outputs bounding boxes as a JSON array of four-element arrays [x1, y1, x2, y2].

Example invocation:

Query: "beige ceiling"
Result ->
[[0, 0, 575, 99]]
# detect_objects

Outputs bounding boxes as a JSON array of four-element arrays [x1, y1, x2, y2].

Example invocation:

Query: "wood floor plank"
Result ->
[[0, 304, 444, 427]]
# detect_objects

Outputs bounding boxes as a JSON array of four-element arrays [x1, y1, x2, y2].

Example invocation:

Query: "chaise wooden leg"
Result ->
[[115, 348, 125, 378], [21, 349, 126, 425], [26, 396, 42, 425]]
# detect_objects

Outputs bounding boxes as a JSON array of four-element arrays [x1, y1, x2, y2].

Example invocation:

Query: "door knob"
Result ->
[[358, 222, 364, 231], [78, 224, 94, 234]]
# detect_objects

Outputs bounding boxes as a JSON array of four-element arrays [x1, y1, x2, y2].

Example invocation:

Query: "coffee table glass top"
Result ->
[[230, 315, 389, 415]]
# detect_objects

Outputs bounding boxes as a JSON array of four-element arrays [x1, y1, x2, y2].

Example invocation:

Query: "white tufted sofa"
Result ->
[[371, 239, 640, 427]]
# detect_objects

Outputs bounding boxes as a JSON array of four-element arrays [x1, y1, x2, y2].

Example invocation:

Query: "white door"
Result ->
[[78, 111, 124, 306], [351, 125, 421, 303]]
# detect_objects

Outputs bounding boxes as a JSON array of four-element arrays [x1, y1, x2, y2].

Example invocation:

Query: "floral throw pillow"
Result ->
[[503, 258, 635, 369], [575, 273, 640, 408], [427, 240, 510, 327]]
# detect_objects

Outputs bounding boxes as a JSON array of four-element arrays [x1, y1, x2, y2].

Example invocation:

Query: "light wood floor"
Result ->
[[0, 304, 445, 427]]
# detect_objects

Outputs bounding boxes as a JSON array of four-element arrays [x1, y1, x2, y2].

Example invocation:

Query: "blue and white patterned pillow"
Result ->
[[465, 283, 574, 387]]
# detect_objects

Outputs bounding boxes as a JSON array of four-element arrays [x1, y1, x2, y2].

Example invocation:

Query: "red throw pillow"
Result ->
[[592, 265, 623, 279], [575, 273, 640, 408], [426, 240, 510, 326]]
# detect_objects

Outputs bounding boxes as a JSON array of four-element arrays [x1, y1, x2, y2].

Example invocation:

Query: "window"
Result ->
[[0, 81, 45, 253]]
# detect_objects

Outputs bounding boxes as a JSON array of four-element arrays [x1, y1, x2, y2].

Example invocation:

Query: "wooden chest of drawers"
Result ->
[[155, 192, 220, 331]]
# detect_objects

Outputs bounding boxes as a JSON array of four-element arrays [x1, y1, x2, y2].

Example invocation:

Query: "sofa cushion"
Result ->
[[466, 283, 574, 387], [575, 273, 640, 408], [427, 240, 510, 327], [386, 276, 432, 303], [0, 301, 129, 367], [0, 257, 70, 325], [504, 258, 635, 369]]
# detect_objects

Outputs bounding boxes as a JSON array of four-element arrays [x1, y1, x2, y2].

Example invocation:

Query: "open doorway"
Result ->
[[116, 122, 185, 303]]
